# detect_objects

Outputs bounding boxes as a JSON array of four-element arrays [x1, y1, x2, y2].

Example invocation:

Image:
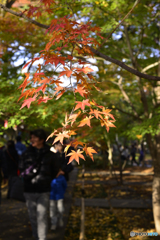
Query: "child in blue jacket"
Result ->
[[50, 171, 67, 230]]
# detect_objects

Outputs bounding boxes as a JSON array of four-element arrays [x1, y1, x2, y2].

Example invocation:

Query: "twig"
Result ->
[[98, 0, 141, 49], [0, 3, 49, 29]]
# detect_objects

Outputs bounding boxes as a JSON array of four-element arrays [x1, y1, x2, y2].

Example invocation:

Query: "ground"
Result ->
[[0, 166, 158, 240]]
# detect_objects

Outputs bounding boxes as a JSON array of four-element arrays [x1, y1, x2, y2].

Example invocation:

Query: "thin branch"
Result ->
[[0, 4, 49, 29], [1, 3, 160, 82], [98, 0, 141, 49], [104, 78, 139, 117], [74, 56, 98, 67], [90, 46, 160, 81], [142, 61, 160, 73], [113, 107, 141, 121]]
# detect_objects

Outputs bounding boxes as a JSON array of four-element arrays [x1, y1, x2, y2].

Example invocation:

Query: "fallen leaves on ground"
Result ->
[[64, 207, 124, 240]]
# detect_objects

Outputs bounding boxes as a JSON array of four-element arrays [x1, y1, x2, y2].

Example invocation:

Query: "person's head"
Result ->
[[30, 129, 46, 149], [16, 136, 21, 142], [54, 141, 63, 153], [7, 140, 15, 149]]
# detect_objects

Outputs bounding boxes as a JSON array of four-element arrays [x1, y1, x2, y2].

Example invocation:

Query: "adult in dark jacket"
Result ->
[[4, 140, 19, 198], [21, 129, 59, 240]]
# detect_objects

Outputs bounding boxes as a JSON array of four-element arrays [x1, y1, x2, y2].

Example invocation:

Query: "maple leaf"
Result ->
[[37, 96, 51, 104], [70, 140, 84, 149], [64, 144, 71, 154], [84, 146, 97, 161], [22, 58, 40, 69], [18, 73, 30, 92], [56, 90, 65, 100], [69, 111, 81, 126], [76, 67, 93, 74], [81, 67, 93, 74], [20, 95, 37, 109], [54, 86, 64, 96], [101, 120, 116, 132], [89, 109, 103, 119], [75, 86, 87, 97], [53, 131, 70, 144], [78, 116, 93, 127], [67, 149, 85, 164], [102, 108, 115, 120], [46, 130, 58, 142], [59, 70, 72, 78], [75, 99, 90, 111]]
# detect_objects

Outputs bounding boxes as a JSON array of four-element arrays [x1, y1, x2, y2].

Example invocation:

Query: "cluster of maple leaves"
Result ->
[[19, 0, 116, 163]]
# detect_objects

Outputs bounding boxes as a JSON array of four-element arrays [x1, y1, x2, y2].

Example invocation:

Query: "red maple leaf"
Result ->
[[22, 58, 40, 69], [20, 95, 37, 109], [75, 99, 90, 111], [37, 96, 51, 104], [78, 116, 93, 127], [84, 146, 97, 161], [67, 149, 85, 164]]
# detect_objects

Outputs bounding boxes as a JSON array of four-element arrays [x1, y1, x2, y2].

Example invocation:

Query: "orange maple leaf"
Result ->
[[54, 86, 64, 96], [70, 140, 84, 148], [59, 70, 72, 78], [53, 131, 70, 144], [101, 120, 116, 132], [102, 108, 115, 121], [67, 149, 85, 164], [76, 67, 93, 74], [81, 67, 93, 74], [56, 90, 65, 100], [84, 146, 97, 161], [89, 109, 103, 119], [18, 73, 30, 92], [75, 99, 90, 111], [75, 86, 87, 97], [78, 116, 93, 127], [69, 111, 81, 126]]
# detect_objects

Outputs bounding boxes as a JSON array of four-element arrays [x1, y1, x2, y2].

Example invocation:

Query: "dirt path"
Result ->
[[0, 168, 78, 240]]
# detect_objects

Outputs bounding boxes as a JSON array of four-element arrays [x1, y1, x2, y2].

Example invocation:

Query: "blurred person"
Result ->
[[139, 143, 144, 165], [15, 136, 26, 156], [50, 169, 67, 230], [121, 146, 130, 161], [4, 140, 19, 198], [20, 129, 59, 240], [0, 149, 7, 204], [54, 141, 74, 181], [130, 144, 138, 166]]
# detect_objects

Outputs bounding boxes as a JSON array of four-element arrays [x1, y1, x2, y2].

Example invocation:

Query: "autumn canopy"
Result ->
[[0, 0, 159, 163]]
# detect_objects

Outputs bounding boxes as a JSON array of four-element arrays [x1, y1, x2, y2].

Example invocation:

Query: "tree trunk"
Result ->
[[146, 133, 160, 235], [107, 141, 113, 177]]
